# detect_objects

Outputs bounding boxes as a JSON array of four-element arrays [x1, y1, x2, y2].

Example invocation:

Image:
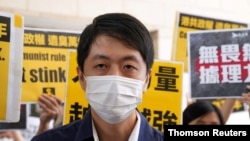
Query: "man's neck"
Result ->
[[91, 110, 138, 141]]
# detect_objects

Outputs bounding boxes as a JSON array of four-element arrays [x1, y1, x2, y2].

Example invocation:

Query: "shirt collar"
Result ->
[[92, 111, 141, 141], [128, 111, 141, 141], [92, 121, 99, 141]]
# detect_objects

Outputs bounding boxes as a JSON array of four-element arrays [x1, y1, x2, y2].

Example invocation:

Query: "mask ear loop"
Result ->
[[143, 75, 150, 93], [82, 72, 87, 81]]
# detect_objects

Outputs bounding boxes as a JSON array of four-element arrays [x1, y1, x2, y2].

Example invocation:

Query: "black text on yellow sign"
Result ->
[[137, 60, 183, 131], [21, 28, 81, 102], [24, 29, 80, 48], [0, 15, 11, 120], [22, 66, 66, 83], [197, 99, 245, 112], [0, 13, 24, 122], [0, 16, 10, 62], [22, 48, 69, 102], [0, 16, 10, 42]]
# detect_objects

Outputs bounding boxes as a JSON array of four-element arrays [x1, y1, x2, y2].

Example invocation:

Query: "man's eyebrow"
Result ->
[[91, 54, 140, 63], [91, 54, 110, 61], [121, 55, 140, 63]]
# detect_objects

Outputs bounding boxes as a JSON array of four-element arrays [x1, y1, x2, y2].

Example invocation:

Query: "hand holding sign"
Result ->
[[239, 85, 250, 117], [36, 94, 63, 135]]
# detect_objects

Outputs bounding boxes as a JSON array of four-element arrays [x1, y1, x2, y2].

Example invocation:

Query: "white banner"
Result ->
[[0, 11, 24, 122]]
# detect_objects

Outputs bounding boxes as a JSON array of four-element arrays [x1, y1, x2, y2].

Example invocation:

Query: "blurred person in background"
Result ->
[[239, 85, 250, 118], [184, 84, 250, 125], [183, 101, 225, 125], [0, 130, 24, 141]]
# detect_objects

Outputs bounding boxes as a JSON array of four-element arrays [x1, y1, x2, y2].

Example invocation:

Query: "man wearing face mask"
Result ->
[[31, 13, 164, 141]]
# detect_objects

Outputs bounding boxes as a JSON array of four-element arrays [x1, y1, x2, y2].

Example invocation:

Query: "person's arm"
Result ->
[[186, 92, 237, 123], [0, 131, 24, 141], [186, 93, 194, 106], [36, 94, 63, 135], [220, 98, 237, 123], [11, 130, 25, 141], [239, 85, 250, 118]]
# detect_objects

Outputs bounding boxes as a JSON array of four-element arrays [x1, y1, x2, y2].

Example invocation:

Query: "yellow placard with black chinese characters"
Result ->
[[0, 11, 24, 122], [171, 11, 248, 72], [64, 55, 184, 132], [21, 28, 81, 102], [137, 60, 183, 131], [197, 99, 245, 113], [63, 50, 89, 124]]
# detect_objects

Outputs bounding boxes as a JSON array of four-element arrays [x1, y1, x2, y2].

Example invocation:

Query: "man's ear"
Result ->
[[143, 69, 152, 93], [77, 66, 86, 90]]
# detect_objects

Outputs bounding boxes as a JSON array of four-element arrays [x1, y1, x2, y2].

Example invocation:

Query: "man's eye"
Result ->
[[95, 64, 106, 69], [124, 65, 137, 70]]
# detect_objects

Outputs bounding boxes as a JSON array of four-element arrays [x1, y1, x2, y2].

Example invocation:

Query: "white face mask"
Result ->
[[0, 138, 14, 141], [85, 75, 145, 124]]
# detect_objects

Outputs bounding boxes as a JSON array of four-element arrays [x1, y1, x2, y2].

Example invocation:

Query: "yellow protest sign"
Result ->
[[64, 51, 184, 132], [171, 11, 248, 72], [0, 11, 24, 122], [21, 28, 80, 102], [63, 50, 89, 124], [137, 60, 183, 131]]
